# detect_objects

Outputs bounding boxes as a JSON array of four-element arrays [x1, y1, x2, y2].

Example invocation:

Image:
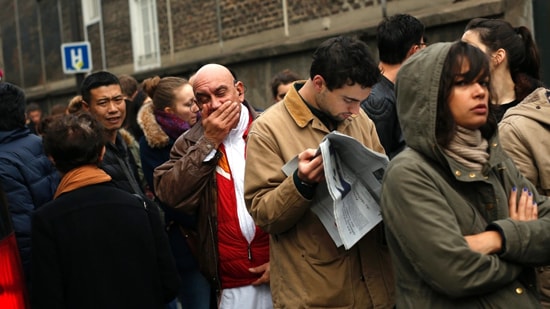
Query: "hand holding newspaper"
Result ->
[[282, 131, 389, 249]]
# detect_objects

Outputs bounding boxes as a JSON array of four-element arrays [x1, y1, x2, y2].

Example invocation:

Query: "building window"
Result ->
[[129, 0, 161, 71], [82, 0, 100, 25]]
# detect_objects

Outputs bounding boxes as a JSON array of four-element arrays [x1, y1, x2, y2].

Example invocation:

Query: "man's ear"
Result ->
[[235, 81, 245, 99], [312, 75, 325, 92], [406, 44, 421, 59]]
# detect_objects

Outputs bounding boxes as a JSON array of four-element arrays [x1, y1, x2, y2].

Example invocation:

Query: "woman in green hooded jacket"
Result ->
[[381, 40, 550, 308]]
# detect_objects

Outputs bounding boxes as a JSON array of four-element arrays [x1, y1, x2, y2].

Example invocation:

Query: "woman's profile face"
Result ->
[[448, 59, 490, 130], [171, 83, 199, 126]]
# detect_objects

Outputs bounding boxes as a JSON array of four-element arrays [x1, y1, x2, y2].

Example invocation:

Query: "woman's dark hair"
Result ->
[[465, 18, 543, 101], [42, 113, 106, 174], [436, 41, 496, 147]]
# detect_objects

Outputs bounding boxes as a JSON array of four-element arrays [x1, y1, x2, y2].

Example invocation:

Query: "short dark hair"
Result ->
[[80, 71, 121, 104], [270, 69, 300, 99], [377, 14, 425, 64], [436, 41, 496, 147], [310, 36, 380, 90], [42, 113, 106, 174], [0, 82, 27, 130]]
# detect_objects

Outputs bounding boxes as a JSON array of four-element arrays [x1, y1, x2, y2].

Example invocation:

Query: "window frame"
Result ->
[[129, 0, 161, 72], [81, 0, 100, 25]]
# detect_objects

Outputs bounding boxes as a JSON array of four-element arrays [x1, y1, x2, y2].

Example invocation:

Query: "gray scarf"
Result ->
[[443, 126, 489, 171]]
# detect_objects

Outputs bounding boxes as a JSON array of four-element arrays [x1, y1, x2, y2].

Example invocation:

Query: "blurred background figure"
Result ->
[[0, 82, 59, 291], [139, 75, 210, 309], [49, 103, 67, 116], [25, 102, 43, 135], [270, 69, 300, 103], [119, 74, 147, 141]]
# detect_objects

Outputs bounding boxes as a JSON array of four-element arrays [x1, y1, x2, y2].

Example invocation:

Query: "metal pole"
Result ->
[[71, 0, 85, 90], [380, 0, 388, 19]]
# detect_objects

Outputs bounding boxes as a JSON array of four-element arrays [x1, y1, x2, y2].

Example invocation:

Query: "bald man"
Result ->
[[154, 64, 272, 309]]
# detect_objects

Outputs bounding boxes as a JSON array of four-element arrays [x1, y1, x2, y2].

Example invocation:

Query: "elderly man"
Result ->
[[154, 64, 271, 309]]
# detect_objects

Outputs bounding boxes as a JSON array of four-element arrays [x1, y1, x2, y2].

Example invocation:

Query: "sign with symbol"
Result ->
[[61, 42, 92, 74]]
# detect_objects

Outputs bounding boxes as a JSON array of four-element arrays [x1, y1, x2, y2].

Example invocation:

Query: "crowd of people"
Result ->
[[0, 13, 549, 309]]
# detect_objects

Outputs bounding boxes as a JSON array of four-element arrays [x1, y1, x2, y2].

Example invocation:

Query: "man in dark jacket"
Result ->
[[0, 82, 59, 288], [360, 14, 425, 159], [80, 71, 143, 195]]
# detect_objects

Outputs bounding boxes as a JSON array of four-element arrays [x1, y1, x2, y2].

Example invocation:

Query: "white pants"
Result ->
[[219, 284, 273, 309]]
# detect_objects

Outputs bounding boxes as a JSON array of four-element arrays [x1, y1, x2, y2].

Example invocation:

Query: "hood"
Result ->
[[502, 87, 550, 125], [395, 42, 452, 161], [137, 101, 170, 148]]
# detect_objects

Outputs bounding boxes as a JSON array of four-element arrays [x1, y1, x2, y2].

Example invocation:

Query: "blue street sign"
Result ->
[[61, 42, 92, 74]]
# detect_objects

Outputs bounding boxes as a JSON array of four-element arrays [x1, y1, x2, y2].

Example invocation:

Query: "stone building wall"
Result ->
[[0, 0, 527, 112]]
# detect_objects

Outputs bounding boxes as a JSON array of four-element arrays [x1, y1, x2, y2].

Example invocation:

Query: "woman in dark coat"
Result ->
[[31, 113, 179, 309], [138, 76, 212, 309]]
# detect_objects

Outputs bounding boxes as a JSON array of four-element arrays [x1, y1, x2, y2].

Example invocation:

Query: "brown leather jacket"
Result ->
[[153, 101, 258, 291]]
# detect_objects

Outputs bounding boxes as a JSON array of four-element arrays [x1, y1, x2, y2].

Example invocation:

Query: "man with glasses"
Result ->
[[361, 13, 426, 159], [154, 64, 271, 309], [244, 36, 394, 308], [80, 71, 144, 196]]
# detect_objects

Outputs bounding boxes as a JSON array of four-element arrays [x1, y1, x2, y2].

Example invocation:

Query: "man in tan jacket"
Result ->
[[244, 36, 395, 308]]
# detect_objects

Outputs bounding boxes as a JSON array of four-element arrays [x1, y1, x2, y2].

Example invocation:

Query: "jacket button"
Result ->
[[455, 170, 461, 176], [515, 287, 524, 294], [469, 172, 476, 178], [492, 143, 498, 147]]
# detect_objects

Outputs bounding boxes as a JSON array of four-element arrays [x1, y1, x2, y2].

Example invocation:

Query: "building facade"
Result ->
[[0, 0, 543, 112]]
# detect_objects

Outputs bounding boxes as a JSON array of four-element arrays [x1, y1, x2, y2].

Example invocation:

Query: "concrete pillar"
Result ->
[[502, 0, 533, 30], [532, 0, 550, 85]]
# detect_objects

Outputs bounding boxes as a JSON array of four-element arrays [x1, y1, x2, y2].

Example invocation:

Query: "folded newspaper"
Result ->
[[282, 131, 389, 249]]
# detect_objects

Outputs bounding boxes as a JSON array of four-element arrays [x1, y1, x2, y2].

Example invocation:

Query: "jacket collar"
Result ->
[[441, 134, 510, 182], [283, 81, 353, 133], [137, 102, 170, 148]]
